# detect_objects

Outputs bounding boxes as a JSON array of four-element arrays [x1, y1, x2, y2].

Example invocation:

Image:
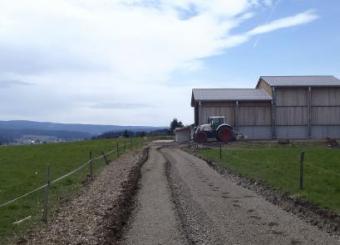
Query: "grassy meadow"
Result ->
[[0, 138, 144, 243], [199, 142, 340, 214]]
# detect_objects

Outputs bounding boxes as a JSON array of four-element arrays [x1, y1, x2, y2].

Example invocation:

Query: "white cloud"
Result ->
[[248, 10, 318, 35], [219, 9, 318, 49], [0, 1, 318, 125]]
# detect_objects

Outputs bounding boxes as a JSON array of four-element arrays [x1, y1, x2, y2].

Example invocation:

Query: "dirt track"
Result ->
[[122, 144, 339, 245], [122, 147, 187, 245]]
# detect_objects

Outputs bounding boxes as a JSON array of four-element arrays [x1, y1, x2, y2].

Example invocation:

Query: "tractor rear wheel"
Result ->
[[217, 127, 233, 143], [195, 131, 208, 144]]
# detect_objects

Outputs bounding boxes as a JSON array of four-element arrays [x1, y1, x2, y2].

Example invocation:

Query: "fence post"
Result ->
[[89, 151, 93, 180], [300, 152, 305, 190], [42, 165, 51, 223], [102, 151, 109, 165], [124, 143, 126, 152], [219, 144, 222, 160], [116, 142, 119, 157]]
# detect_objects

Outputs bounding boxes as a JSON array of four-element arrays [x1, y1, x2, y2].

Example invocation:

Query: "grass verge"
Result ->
[[0, 138, 144, 243], [198, 142, 340, 214]]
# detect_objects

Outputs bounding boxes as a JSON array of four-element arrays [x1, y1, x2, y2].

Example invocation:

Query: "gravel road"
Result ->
[[123, 144, 339, 245], [122, 147, 187, 245]]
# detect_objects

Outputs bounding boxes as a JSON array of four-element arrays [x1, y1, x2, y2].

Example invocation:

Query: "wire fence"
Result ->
[[201, 143, 340, 191], [0, 139, 143, 225]]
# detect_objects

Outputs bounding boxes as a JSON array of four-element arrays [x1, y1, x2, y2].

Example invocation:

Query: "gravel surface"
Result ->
[[15, 144, 340, 245], [21, 149, 147, 245], [122, 146, 187, 245], [162, 147, 340, 245]]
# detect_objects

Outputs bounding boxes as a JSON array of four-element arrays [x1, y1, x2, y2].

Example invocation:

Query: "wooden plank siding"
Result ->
[[198, 101, 272, 139], [274, 87, 309, 138], [311, 88, 340, 106], [310, 88, 340, 138], [275, 107, 308, 126], [256, 79, 276, 137], [238, 102, 271, 126], [256, 79, 273, 96], [274, 87, 340, 139], [199, 102, 235, 125], [275, 87, 307, 106]]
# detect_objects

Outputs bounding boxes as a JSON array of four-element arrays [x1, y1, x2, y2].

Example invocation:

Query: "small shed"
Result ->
[[174, 127, 191, 143]]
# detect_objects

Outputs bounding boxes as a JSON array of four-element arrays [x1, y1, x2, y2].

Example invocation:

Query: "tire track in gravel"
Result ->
[[121, 146, 187, 245], [161, 147, 339, 245]]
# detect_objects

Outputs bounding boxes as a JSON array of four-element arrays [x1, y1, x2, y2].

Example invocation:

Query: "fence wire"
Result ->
[[0, 146, 124, 209]]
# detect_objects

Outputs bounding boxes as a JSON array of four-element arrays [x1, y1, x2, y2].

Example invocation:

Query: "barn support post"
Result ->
[[308, 86, 312, 138], [198, 101, 202, 125], [194, 103, 199, 126], [234, 101, 239, 130], [42, 165, 51, 224], [299, 152, 305, 190], [271, 87, 277, 139]]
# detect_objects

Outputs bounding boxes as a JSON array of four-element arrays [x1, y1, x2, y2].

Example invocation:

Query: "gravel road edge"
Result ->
[[162, 149, 194, 245], [184, 146, 340, 238], [103, 147, 149, 245]]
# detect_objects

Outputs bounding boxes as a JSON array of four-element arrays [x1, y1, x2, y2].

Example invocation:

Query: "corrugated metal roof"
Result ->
[[260, 76, 340, 87], [192, 88, 272, 104]]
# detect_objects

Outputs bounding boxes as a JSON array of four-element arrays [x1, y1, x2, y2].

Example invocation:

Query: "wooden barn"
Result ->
[[191, 76, 340, 139]]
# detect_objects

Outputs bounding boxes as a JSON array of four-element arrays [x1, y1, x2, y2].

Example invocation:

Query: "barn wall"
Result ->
[[256, 79, 272, 96], [199, 101, 272, 139], [276, 126, 308, 139], [310, 87, 340, 138], [238, 126, 272, 139], [273, 87, 309, 139], [199, 102, 234, 125], [238, 102, 271, 126], [195, 86, 340, 140], [274, 87, 340, 139]]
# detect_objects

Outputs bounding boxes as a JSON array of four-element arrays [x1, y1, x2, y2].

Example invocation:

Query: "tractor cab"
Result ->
[[208, 116, 225, 130]]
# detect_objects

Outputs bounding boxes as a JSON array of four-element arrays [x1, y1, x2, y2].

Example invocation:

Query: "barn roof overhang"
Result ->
[[191, 88, 272, 107], [256, 75, 340, 88]]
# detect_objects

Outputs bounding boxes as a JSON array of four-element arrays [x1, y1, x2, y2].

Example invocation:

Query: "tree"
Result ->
[[170, 118, 184, 134]]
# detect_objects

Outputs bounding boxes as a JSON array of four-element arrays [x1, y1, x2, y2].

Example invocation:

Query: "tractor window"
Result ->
[[209, 117, 225, 129]]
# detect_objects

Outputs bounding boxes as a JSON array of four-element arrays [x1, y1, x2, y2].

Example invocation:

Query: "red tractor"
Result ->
[[193, 116, 234, 144]]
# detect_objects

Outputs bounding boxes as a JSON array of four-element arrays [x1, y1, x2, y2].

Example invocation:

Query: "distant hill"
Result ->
[[0, 120, 165, 144]]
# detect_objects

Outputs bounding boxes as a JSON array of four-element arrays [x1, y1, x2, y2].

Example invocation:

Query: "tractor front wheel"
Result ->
[[217, 127, 233, 143], [195, 131, 208, 144]]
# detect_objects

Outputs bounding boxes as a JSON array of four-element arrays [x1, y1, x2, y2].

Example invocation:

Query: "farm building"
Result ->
[[191, 76, 340, 139]]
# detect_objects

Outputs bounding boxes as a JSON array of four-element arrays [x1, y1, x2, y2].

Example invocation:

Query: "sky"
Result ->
[[0, 0, 339, 126]]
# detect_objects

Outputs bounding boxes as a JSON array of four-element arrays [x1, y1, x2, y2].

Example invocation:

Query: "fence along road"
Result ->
[[0, 147, 119, 210]]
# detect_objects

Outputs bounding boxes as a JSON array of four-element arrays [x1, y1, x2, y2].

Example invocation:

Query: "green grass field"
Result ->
[[199, 142, 340, 214], [0, 138, 144, 243]]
